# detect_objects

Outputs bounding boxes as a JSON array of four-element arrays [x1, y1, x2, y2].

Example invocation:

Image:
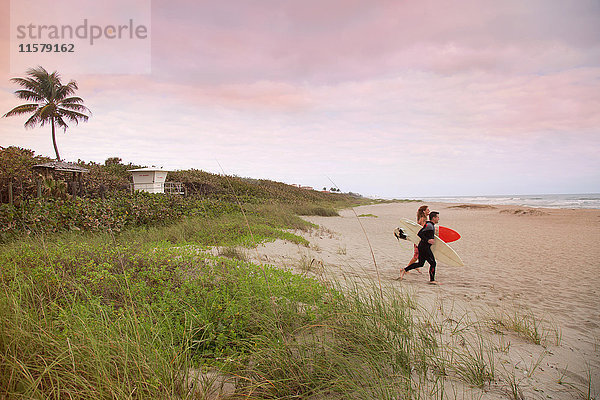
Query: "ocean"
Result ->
[[412, 193, 600, 210]]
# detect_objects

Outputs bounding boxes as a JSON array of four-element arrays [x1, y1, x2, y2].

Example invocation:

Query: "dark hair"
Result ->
[[429, 211, 439, 220], [417, 205, 428, 222]]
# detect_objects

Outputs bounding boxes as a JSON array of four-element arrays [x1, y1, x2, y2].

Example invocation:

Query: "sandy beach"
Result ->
[[250, 201, 600, 398]]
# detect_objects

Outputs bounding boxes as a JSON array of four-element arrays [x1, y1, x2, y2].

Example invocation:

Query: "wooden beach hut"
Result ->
[[33, 161, 89, 197]]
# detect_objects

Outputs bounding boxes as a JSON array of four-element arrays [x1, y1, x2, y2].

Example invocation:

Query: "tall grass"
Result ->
[[0, 199, 578, 399], [0, 273, 191, 399], [90, 206, 312, 250], [0, 237, 571, 399], [0, 233, 332, 399], [488, 308, 562, 346], [293, 204, 340, 217], [233, 281, 418, 398]]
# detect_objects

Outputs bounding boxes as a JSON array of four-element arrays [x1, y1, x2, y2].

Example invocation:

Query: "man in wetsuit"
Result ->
[[399, 211, 440, 284]]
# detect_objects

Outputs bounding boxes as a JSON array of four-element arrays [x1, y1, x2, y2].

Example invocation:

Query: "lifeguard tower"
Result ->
[[129, 167, 185, 194]]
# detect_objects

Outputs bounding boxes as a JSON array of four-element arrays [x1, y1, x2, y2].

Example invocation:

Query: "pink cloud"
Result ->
[[149, 0, 600, 83], [1, 0, 599, 195]]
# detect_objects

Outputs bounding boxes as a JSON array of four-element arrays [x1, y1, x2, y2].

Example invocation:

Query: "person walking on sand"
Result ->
[[399, 211, 440, 284], [400, 205, 429, 276]]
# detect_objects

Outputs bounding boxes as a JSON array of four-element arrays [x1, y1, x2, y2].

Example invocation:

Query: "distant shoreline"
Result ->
[[396, 193, 600, 210]]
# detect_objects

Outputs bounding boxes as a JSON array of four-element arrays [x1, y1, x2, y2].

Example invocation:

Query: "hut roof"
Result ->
[[33, 161, 89, 173], [128, 167, 170, 172]]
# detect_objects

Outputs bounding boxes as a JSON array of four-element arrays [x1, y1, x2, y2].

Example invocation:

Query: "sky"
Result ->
[[1, 0, 599, 198]]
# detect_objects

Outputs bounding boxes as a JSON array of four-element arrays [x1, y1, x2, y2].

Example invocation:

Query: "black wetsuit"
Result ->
[[404, 221, 437, 281]]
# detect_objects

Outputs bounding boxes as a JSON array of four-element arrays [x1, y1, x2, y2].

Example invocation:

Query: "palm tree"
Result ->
[[3, 66, 91, 161]]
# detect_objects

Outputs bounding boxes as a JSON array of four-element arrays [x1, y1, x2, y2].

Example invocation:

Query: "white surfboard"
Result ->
[[395, 218, 464, 267]]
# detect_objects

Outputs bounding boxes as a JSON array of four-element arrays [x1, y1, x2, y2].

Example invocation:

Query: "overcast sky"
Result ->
[[1, 0, 599, 198]]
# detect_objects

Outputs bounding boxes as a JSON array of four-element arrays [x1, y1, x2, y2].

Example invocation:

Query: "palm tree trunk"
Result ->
[[51, 118, 61, 161]]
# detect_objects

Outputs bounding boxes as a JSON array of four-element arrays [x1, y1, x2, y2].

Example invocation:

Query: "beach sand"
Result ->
[[250, 202, 600, 398]]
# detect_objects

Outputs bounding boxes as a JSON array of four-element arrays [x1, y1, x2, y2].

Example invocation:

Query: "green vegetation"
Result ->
[[0, 235, 328, 398], [0, 148, 587, 399], [2, 228, 503, 399], [1, 216, 572, 398], [0, 179, 360, 398], [0, 146, 362, 243]]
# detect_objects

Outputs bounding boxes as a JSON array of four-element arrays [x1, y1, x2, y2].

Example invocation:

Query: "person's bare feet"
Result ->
[[395, 269, 406, 281], [428, 280, 440, 285]]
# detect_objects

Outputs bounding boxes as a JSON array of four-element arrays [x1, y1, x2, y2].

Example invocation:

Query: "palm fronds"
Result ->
[[3, 66, 91, 160]]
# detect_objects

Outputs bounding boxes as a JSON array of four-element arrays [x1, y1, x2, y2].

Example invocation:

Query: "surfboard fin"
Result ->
[[394, 227, 408, 240]]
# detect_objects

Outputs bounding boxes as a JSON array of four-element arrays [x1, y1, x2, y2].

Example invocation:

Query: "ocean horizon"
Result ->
[[404, 193, 600, 210]]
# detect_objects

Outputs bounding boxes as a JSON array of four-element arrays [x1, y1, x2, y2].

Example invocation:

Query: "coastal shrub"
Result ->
[[1, 148, 362, 210], [79, 157, 143, 196], [0, 189, 338, 246], [0, 146, 50, 204], [0, 185, 360, 244], [0, 193, 242, 242]]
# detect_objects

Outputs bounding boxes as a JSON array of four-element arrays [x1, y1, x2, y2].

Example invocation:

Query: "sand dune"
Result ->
[[251, 202, 600, 398]]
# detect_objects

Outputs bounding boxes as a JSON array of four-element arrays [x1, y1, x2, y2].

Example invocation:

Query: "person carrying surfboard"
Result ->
[[399, 211, 440, 284], [402, 205, 430, 276]]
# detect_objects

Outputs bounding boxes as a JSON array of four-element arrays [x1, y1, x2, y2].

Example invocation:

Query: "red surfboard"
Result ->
[[438, 226, 461, 243]]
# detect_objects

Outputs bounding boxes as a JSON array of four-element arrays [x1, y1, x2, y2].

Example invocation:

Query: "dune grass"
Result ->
[[0, 199, 584, 399], [488, 308, 562, 346], [0, 233, 331, 399], [0, 232, 515, 400]]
